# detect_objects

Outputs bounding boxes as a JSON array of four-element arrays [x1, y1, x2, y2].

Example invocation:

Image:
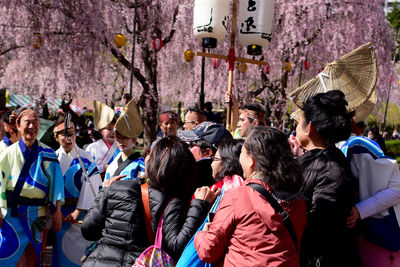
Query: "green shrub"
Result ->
[[385, 140, 400, 161]]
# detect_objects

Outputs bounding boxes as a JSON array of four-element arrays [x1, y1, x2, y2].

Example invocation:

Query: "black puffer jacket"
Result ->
[[298, 146, 360, 267], [148, 187, 211, 261], [81, 179, 149, 267], [81, 180, 211, 266]]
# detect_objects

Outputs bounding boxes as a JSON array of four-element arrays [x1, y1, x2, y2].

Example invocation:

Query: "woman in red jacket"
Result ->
[[194, 126, 307, 267]]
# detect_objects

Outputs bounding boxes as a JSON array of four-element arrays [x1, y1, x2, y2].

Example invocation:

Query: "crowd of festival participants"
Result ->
[[0, 51, 400, 267]]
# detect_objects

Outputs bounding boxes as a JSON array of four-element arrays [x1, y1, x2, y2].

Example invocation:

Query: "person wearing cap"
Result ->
[[0, 110, 20, 153], [86, 101, 120, 175], [178, 121, 233, 189], [52, 115, 103, 267], [183, 108, 207, 130], [0, 107, 65, 266], [102, 99, 145, 187]]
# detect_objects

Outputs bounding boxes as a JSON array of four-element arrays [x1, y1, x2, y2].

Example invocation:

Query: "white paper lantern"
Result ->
[[193, 0, 229, 48], [238, 0, 274, 55]]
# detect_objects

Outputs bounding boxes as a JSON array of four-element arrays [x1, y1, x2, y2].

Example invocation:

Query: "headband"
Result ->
[[159, 112, 178, 123]]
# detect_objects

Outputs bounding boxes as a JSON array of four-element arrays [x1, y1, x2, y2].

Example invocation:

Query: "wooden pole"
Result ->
[[226, 0, 238, 132], [191, 0, 267, 132]]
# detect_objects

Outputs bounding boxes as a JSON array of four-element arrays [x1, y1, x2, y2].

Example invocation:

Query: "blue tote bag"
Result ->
[[176, 189, 224, 267]]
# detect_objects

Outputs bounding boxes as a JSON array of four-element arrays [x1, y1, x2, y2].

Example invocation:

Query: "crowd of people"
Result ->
[[0, 87, 399, 267]]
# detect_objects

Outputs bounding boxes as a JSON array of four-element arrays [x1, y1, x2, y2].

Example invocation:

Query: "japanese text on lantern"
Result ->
[[241, 0, 257, 34]]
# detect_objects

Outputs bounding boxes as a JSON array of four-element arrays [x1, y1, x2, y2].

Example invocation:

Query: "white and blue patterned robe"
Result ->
[[0, 139, 64, 265], [0, 136, 13, 155], [53, 145, 102, 267], [86, 140, 120, 174], [104, 152, 145, 183]]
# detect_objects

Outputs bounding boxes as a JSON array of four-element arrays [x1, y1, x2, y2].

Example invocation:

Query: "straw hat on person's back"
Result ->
[[290, 43, 377, 122]]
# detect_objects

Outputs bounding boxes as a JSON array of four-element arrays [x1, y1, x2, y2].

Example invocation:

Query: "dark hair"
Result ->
[[187, 107, 205, 116], [240, 103, 265, 114], [189, 134, 233, 155], [240, 103, 266, 125], [302, 90, 353, 146], [190, 139, 217, 154], [214, 139, 243, 182], [3, 111, 18, 137], [244, 126, 303, 196], [3, 111, 13, 124], [204, 102, 213, 112], [148, 136, 197, 200], [53, 113, 75, 134], [54, 113, 66, 128], [122, 93, 132, 102]]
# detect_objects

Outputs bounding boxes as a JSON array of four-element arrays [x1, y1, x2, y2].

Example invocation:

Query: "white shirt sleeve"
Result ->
[[351, 153, 400, 219], [356, 188, 400, 219]]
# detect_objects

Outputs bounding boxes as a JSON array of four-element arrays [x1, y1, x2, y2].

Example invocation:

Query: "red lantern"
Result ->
[[262, 64, 270, 74], [304, 60, 309, 70], [213, 58, 221, 69], [152, 38, 163, 51]]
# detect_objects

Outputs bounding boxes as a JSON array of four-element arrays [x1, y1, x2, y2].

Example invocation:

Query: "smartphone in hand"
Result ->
[[208, 212, 215, 222]]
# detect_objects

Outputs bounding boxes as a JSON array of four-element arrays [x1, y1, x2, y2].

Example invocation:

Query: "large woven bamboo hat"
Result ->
[[114, 99, 143, 138], [290, 43, 377, 122]]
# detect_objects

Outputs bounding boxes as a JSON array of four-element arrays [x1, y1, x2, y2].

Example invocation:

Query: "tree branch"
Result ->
[[162, 5, 179, 46], [104, 35, 148, 89], [0, 45, 24, 56]]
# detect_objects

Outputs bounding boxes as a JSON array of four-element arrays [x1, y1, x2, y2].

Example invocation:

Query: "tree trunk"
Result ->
[[142, 112, 157, 152], [138, 47, 159, 151], [0, 89, 6, 110]]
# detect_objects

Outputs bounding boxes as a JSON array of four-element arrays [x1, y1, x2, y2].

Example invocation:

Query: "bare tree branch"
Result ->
[[162, 5, 179, 45], [0, 45, 24, 56]]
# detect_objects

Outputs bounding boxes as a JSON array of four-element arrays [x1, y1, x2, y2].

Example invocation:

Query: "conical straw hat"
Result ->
[[114, 99, 143, 138], [290, 43, 377, 122], [93, 101, 115, 131]]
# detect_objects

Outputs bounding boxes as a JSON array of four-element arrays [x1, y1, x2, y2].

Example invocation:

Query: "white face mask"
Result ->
[[367, 134, 374, 140], [121, 144, 135, 152]]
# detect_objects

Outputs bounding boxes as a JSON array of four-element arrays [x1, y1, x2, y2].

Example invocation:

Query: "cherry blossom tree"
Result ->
[[0, 0, 395, 147]]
